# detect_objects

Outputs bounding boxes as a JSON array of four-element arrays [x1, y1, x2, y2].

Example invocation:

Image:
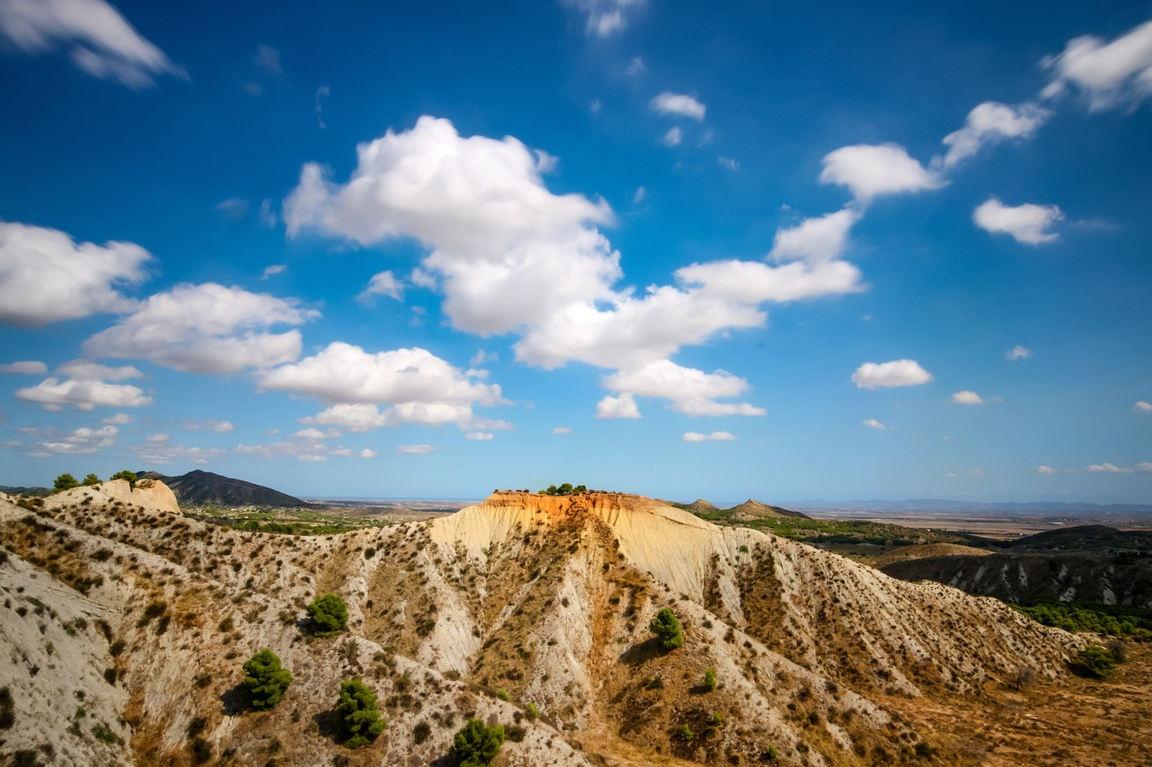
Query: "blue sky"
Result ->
[[1, 0, 1150, 503]]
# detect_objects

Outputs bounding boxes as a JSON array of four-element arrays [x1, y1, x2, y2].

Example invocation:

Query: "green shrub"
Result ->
[[242, 649, 293, 710], [335, 678, 386, 749], [451, 719, 504, 767], [702, 668, 717, 691], [1068, 645, 1117, 679], [307, 593, 348, 636], [523, 702, 539, 721], [650, 608, 684, 650], [764, 744, 779, 760], [81, 474, 101, 487], [53, 474, 79, 493], [110, 470, 137, 488], [91, 722, 118, 744], [495, 689, 509, 701], [676, 723, 693, 741]]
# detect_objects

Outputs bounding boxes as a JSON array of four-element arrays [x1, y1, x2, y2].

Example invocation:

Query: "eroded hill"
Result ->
[[0, 485, 1122, 767]]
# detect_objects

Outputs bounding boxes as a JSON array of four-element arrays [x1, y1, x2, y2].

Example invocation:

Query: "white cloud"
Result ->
[[262, 342, 507, 430], [132, 433, 226, 465], [769, 207, 862, 262], [662, 126, 683, 146], [358, 270, 404, 302], [1036, 465, 1057, 475], [1006, 345, 1033, 361], [563, 0, 646, 36], [0, 0, 182, 87], [1043, 20, 1152, 110], [552, 426, 573, 434], [292, 427, 338, 440], [465, 432, 494, 440], [84, 283, 317, 374], [235, 439, 330, 462], [1135, 401, 1152, 413], [15, 361, 151, 410], [23, 424, 119, 454], [951, 390, 985, 405], [595, 393, 641, 419], [650, 92, 706, 120], [396, 444, 435, 455], [973, 198, 1063, 244], [261, 264, 286, 280], [314, 84, 330, 128], [682, 431, 736, 442], [0, 220, 151, 326], [253, 44, 281, 76], [101, 412, 133, 424], [820, 144, 944, 201], [851, 359, 933, 389], [182, 419, 234, 433], [939, 101, 1051, 168], [1139, 462, 1152, 472], [215, 197, 249, 220], [1087, 462, 1132, 473], [602, 360, 765, 417], [862, 418, 887, 430], [0, 360, 47, 374], [359, 448, 376, 459], [718, 156, 739, 171]]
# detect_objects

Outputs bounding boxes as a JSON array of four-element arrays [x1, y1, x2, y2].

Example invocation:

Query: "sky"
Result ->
[[1, 0, 1151, 504]]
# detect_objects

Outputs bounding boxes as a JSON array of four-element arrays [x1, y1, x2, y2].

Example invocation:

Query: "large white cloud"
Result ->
[[259, 342, 507, 431], [940, 101, 1051, 168], [973, 198, 1063, 245], [1043, 20, 1152, 110], [0, 0, 182, 88], [603, 360, 765, 417], [15, 360, 151, 410], [84, 283, 317, 374], [650, 92, 707, 120], [851, 359, 933, 389], [820, 144, 945, 201], [0, 221, 152, 326], [768, 207, 862, 262]]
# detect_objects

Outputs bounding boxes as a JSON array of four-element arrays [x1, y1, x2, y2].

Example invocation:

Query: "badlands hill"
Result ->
[[0, 484, 1124, 767]]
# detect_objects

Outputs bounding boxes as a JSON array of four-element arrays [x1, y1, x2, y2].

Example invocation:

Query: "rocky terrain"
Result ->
[[0, 483, 1135, 767]]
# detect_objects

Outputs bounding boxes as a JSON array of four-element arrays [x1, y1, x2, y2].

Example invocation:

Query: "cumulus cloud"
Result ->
[[862, 418, 887, 430], [603, 360, 765, 417], [0, 220, 152, 326], [396, 444, 435, 454], [1087, 462, 1132, 473], [650, 92, 706, 120], [0, 360, 47, 374], [1140, 462, 1152, 472], [1007, 345, 1033, 361], [23, 424, 119, 454], [973, 198, 1063, 244], [662, 126, 682, 146], [261, 342, 507, 431], [563, 0, 646, 36], [84, 283, 317, 374], [820, 144, 945, 201], [15, 361, 151, 410], [769, 207, 862, 262], [1043, 20, 1152, 110], [595, 393, 641, 419], [939, 102, 1051, 168], [261, 264, 286, 280], [682, 431, 736, 442], [1135, 401, 1152, 413], [101, 412, 133, 425], [236, 438, 332, 462], [183, 419, 235, 433], [358, 270, 404, 302], [132, 433, 227, 465], [0, 0, 183, 87], [951, 390, 985, 405], [851, 359, 933, 389], [1036, 465, 1057, 474], [465, 432, 493, 440], [359, 448, 376, 459]]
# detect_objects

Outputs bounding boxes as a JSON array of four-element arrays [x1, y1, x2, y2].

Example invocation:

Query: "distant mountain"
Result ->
[[668, 497, 811, 521], [786, 498, 1152, 514], [138, 469, 309, 507]]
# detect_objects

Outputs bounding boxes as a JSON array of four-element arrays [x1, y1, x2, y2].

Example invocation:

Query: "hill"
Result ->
[[669, 498, 811, 521], [2, 486, 1147, 766], [140, 469, 309, 507]]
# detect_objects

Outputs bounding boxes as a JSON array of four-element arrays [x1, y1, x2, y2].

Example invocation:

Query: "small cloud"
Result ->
[[650, 92, 707, 120], [632, 186, 647, 204], [184, 419, 235, 433], [951, 390, 985, 405], [851, 359, 933, 389], [1006, 345, 1032, 361], [396, 444, 435, 454], [101, 412, 133, 425], [718, 156, 739, 171], [662, 126, 682, 147], [624, 56, 645, 76], [1036, 465, 1057, 475], [315, 85, 330, 129], [552, 426, 573, 435], [683, 431, 736, 442], [1135, 401, 1152, 413], [261, 264, 286, 280], [359, 448, 376, 459], [409, 268, 437, 289], [973, 198, 1063, 244], [945, 472, 958, 478], [861, 418, 887, 430], [298, 454, 327, 462], [253, 44, 282, 76], [292, 427, 339, 440], [968, 468, 984, 477], [1087, 462, 1132, 473], [595, 393, 641, 419], [214, 197, 250, 220], [358, 270, 404, 302], [1138, 462, 1152, 472], [0, 361, 47, 375], [465, 432, 494, 440]]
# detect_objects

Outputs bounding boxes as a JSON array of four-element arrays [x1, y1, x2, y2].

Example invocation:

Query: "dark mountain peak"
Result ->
[[139, 469, 308, 508]]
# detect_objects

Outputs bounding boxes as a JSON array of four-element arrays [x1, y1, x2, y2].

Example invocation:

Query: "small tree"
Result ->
[[451, 719, 504, 767], [242, 649, 293, 710], [307, 593, 348, 636], [1069, 645, 1117, 679], [650, 608, 684, 650], [110, 470, 137, 488], [335, 678, 386, 749], [81, 473, 101, 487], [702, 668, 717, 691], [53, 473, 80, 493]]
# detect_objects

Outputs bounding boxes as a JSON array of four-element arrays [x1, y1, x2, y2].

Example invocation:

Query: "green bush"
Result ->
[[650, 608, 684, 650], [242, 649, 293, 710], [702, 668, 717, 691], [1068, 645, 1117, 679], [523, 702, 539, 721], [451, 719, 504, 767], [335, 678, 386, 749], [110, 470, 137, 488], [53, 473, 79, 493], [676, 723, 694, 741], [81, 474, 101, 486], [307, 593, 348, 636]]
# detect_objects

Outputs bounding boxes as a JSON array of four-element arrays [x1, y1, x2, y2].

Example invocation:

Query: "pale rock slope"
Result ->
[[0, 488, 1083, 767]]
